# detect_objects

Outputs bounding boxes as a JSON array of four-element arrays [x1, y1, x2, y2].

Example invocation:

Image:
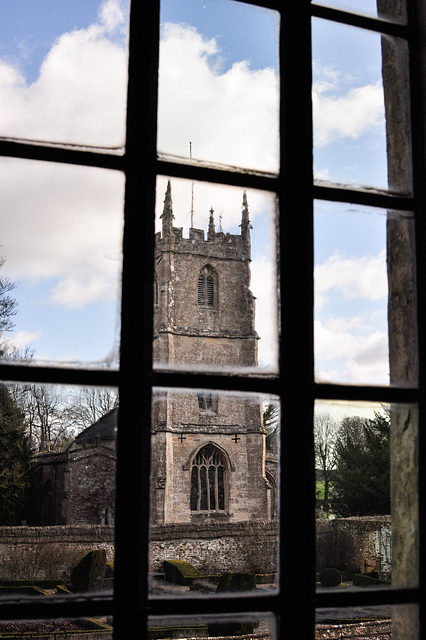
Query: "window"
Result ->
[[190, 443, 226, 512], [0, 1, 424, 639], [197, 391, 216, 411], [197, 265, 216, 307]]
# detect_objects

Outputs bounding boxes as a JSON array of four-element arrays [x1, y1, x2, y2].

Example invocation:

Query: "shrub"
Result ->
[[319, 567, 342, 587]]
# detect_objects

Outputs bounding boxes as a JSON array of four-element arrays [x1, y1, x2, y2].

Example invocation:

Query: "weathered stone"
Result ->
[[319, 567, 342, 587], [70, 549, 106, 592], [216, 572, 256, 592], [163, 559, 201, 586]]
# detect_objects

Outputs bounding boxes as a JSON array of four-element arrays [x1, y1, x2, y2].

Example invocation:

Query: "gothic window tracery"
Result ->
[[190, 443, 226, 512]]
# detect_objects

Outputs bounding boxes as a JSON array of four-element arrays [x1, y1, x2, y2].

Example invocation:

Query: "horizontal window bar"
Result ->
[[314, 185, 415, 211], [311, 3, 409, 38], [0, 138, 125, 172], [316, 586, 420, 608]]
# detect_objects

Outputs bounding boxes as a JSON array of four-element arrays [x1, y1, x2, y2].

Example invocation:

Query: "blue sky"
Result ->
[[0, 2, 101, 84], [0, 0, 394, 386]]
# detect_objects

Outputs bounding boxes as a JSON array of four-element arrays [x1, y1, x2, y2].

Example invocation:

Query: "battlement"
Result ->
[[158, 181, 252, 261], [155, 225, 248, 260]]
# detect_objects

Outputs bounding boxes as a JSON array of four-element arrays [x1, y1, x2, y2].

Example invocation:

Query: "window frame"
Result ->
[[0, 0, 423, 638]]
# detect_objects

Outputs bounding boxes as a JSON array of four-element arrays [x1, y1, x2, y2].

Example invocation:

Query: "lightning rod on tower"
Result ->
[[190, 141, 194, 229]]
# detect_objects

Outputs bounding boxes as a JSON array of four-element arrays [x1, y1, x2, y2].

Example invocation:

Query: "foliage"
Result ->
[[0, 384, 34, 525], [332, 410, 390, 517]]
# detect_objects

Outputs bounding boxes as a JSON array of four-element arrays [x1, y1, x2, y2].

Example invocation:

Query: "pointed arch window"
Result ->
[[197, 265, 217, 307], [190, 443, 226, 511]]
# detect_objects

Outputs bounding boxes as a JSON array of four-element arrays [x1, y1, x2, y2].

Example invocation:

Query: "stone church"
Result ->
[[34, 182, 278, 573]]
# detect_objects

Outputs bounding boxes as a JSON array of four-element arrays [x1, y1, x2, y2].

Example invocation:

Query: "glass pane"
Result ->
[[315, 401, 418, 591], [314, 202, 416, 387], [312, 20, 411, 194], [154, 177, 278, 374], [149, 614, 276, 639], [316, 605, 418, 640], [150, 389, 279, 595], [157, 0, 280, 174], [0, 383, 117, 595], [313, 0, 407, 23], [0, 158, 123, 367], [0, 1, 130, 149]]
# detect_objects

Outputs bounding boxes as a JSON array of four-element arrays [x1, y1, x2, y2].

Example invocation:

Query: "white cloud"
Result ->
[[250, 256, 278, 369], [315, 316, 389, 384], [0, 159, 124, 307], [1, 330, 41, 354], [313, 64, 385, 148], [314, 248, 389, 383], [50, 274, 118, 309], [315, 249, 387, 307], [157, 23, 279, 173], [0, 0, 128, 147]]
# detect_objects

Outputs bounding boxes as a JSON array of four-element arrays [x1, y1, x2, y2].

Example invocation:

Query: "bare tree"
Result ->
[[10, 384, 74, 452], [65, 387, 119, 433], [314, 411, 339, 512], [10, 385, 119, 452], [0, 256, 17, 335]]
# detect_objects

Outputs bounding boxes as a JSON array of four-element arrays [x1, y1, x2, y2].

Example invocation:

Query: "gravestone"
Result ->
[[70, 549, 106, 592]]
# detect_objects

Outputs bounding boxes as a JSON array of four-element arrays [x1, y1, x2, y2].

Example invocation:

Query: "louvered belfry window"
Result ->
[[198, 266, 215, 307]]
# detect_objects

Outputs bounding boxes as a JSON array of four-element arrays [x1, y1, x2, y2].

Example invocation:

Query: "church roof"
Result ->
[[74, 407, 118, 444]]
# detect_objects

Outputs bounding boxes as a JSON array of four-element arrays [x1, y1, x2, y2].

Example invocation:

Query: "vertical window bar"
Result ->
[[279, 0, 315, 634], [113, 0, 160, 636], [407, 0, 426, 635]]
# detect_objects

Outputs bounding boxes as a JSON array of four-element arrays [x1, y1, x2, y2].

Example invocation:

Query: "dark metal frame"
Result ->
[[0, 1, 424, 638]]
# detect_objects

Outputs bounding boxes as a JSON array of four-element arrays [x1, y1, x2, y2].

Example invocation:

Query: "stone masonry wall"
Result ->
[[316, 516, 392, 579], [150, 521, 278, 575], [0, 525, 114, 581], [0, 523, 277, 581]]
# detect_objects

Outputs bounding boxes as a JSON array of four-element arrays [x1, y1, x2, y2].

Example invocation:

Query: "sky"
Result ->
[[0, 0, 397, 392]]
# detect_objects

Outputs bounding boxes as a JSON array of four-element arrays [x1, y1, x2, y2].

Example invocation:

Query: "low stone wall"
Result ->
[[150, 521, 278, 575], [0, 525, 114, 581], [0, 518, 391, 583], [0, 523, 277, 581], [316, 516, 392, 579]]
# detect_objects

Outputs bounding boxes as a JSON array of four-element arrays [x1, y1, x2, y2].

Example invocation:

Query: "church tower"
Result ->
[[151, 182, 272, 524]]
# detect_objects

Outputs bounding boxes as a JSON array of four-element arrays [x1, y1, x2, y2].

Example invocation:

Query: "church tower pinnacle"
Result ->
[[208, 206, 216, 240], [160, 180, 174, 247], [240, 191, 252, 258]]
